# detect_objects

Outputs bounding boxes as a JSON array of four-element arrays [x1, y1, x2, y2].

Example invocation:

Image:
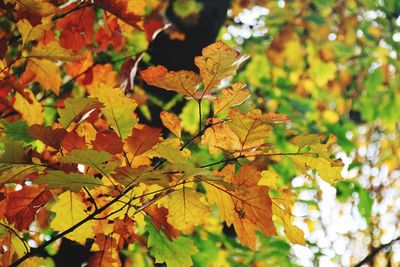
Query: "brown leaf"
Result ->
[[28, 125, 67, 149]]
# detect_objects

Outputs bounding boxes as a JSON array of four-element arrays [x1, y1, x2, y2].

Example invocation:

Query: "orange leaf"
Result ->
[[207, 164, 275, 249], [13, 90, 43, 125], [94, 0, 144, 29], [125, 125, 161, 157], [61, 131, 87, 152], [160, 111, 181, 138], [140, 65, 201, 99], [5, 186, 53, 230], [195, 41, 247, 95], [25, 58, 61, 94]]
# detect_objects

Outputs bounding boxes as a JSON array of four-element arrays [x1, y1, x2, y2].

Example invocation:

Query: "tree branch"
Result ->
[[354, 236, 400, 267]]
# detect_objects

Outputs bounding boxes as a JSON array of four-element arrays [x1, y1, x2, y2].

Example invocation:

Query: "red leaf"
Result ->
[[56, 4, 96, 51], [145, 205, 179, 240], [92, 130, 124, 154], [5, 186, 53, 230], [125, 125, 161, 157], [62, 131, 87, 152]]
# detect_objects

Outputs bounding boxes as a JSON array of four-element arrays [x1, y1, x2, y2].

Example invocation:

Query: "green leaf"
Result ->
[[34, 170, 103, 192], [0, 139, 45, 184], [59, 149, 119, 176], [146, 217, 198, 267], [1, 120, 34, 143], [58, 98, 101, 128]]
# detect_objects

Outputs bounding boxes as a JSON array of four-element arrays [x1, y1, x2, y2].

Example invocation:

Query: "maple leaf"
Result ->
[[29, 41, 82, 62], [59, 149, 119, 176], [94, 0, 144, 29], [287, 134, 344, 184], [227, 109, 289, 153], [124, 125, 161, 158], [34, 170, 103, 192], [58, 97, 101, 129], [146, 217, 198, 267], [167, 188, 211, 233], [194, 41, 248, 95], [206, 164, 275, 249], [5, 186, 52, 230], [61, 131, 87, 152], [214, 82, 249, 115], [17, 18, 51, 45], [160, 111, 182, 138], [145, 205, 180, 239], [0, 140, 45, 184], [13, 90, 43, 126], [145, 139, 190, 164], [50, 192, 94, 244], [56, 4, 96, 52], [92, 130, 124, 154], [10, 0, 57, 17], [272, 190, 306, 246], [92, 83, 138, 139], [140, 65, 202, 99], [24, 58, 61, 94], [28, 125, 66, 149]]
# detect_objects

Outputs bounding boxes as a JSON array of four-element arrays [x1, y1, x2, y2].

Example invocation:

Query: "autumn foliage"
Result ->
[[0, 1, 349, 266]]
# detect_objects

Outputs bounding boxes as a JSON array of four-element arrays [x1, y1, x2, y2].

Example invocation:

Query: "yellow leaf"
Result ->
[[309, 59, 336, 87], [287, 134, 343, 184], [17, 17, 51, 45], [272, 191, 306, 246], [92, 83, 138, 139], [50, 192, 94, 244], [195, 41, 247, 95], [167, 188, 210, 233], [13, 90, 43, 125], [10, 0, 57, 17], [259, 169, 286, 191], [160, 111, 181, 138], [29, 41, 81, 61], [201, 119, 241, 155], [214, 82, 249, 115], [145, 139, 190, 163], [26, 58, 61, 94]]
